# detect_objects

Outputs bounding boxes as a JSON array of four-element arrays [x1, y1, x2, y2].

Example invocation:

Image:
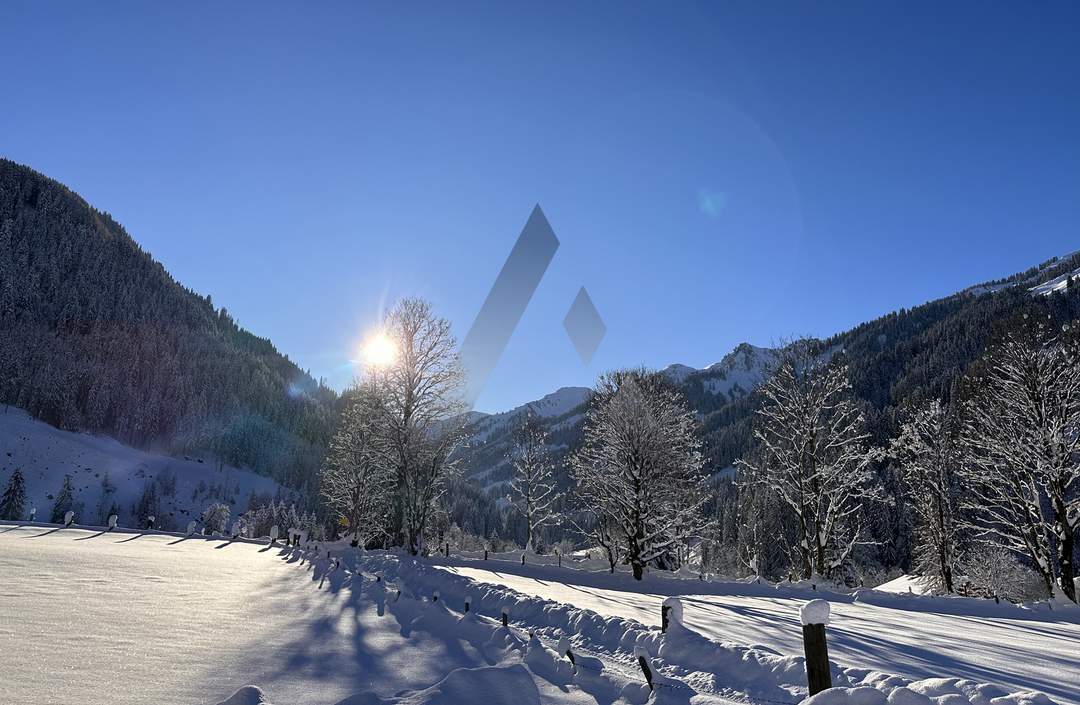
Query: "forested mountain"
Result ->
[[0, 159, 338, 494], [451, 250, 1080, 555]]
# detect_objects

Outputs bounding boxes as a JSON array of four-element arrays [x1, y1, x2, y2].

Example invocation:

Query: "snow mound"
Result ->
[[216, 686, 273, 705], [804, 677, 1059, 705], [333, 664, 569, 705], [801, 599, 831, 625]]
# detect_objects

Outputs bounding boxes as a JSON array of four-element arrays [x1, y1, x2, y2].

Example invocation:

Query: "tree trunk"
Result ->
[[1052, 490, 1076, 602], [632, 561, 644, 580]]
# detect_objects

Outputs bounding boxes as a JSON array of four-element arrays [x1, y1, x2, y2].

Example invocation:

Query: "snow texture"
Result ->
[[800, 599, 831, 625]]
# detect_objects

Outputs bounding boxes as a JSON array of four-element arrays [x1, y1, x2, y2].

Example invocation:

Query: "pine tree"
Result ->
[[0, 468, 27, 520], [50, 474, 75, 524]]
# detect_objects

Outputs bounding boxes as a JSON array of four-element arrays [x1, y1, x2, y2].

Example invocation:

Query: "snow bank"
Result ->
[[803, 677, 1059, 705]]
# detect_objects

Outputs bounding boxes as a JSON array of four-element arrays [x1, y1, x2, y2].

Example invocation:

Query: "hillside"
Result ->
[[0, 159, 338, 494], [0, 404, 284, 530], [452, 250, 1080, 554]]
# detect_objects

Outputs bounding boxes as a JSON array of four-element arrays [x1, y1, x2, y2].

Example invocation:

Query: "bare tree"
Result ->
[[889, 399, 963, 593], [321, 384, 395, 547], [737, 342, 881, 580], [507, 413, 561, 551], [370, 298, 466, 556], [960, 323, 1080, 602], [571, 368, 708, 580]]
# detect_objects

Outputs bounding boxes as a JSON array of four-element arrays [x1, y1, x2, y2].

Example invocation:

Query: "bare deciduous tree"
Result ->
[[889, 399, 963, 593], [370, 298, 466, 556], [507, 413, 561, 551], [737, 342, 881, 580], [571, 368, 708, 580], [961, 323, 1080, 602]]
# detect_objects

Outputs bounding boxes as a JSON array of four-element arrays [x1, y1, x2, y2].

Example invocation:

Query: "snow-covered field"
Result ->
[[1, 523, 1076, 705], [429, 561, 1080, 704]]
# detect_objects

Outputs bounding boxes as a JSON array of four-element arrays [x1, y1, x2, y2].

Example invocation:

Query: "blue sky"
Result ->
[[2, 2, 1079, 412]]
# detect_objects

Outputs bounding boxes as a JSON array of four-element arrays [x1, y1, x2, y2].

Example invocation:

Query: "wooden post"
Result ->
[[635, 652, 652, 690], [521, 552, 526, 565], [464, 596, 471, 613], [445, 542, 449, 557], [800, 599, 832, 697], [661, 604, 671, 633], [432, 590, 439, 602], [484, 549, 488, 560], [501, 607, 509, 627]]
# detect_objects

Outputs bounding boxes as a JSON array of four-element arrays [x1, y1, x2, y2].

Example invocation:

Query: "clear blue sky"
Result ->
[[2, 2, 1078, 412]]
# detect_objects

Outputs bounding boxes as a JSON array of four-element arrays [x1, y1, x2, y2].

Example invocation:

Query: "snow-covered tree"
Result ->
[[0, 468, 26, 520], [737, 343, 881, 580], [367, 298, 466, 555], [50, 474, 76, 524], [507, 413, 561, 551], [960, 323, 1080, 602], [889, 399, 963, 593], [202, 502, 231, 535], [959, 543, 1037, 603], [321, 385, 395, 546], [97, 471, 116, 524], [133, 480, 159, 529], [571, 368, 708, 580]]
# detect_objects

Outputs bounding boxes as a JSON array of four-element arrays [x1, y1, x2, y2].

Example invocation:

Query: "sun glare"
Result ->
[[362, 331, 397, 368]]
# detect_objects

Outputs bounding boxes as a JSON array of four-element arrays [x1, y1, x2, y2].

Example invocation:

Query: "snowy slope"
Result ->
[[0, 405, 283, 529]]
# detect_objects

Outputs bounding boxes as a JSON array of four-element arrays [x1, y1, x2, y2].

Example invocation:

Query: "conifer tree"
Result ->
[[0, 468, 27, 520], [50, 474, 75, 524]]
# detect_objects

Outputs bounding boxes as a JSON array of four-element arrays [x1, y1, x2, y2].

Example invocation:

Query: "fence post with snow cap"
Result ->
[[557, 635, 576, 670], [800, 599, 832, 696], [661, 597, 683, 634], [432, 590, 439, 603], [521, 552, 526, 565], [146, 515, 155, 531], [29, 507, 37, 522], [269, 525, 279, 545], [186, 520, 196, 536], [501, 606, 509, 627], [63, 510, 74, 527], [464, 595, 471, 613], [107, 514, 118, 531]]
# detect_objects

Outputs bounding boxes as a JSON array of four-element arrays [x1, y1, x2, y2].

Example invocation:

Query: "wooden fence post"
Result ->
[[107, 514, 118, 531], [445, 542, 449, 557], [800, 599, 832, 696], [634, 646, 654, 690], [501, 606, 509, 627], [661, 597, 682, 634]]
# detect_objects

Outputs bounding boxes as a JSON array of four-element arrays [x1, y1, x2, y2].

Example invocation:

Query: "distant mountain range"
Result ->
[[5, 157, 1080, 519], [457, 250, 1080, 499]]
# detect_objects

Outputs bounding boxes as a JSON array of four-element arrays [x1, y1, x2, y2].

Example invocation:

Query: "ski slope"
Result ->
[[432, 560, 1080, 705]]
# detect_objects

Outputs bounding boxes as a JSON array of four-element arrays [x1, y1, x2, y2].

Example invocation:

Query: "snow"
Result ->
[[800, 599, 831, 625], [1029, 266, 1080, 296], [2, 522, 1075, 705], [429, 560, 1080, 704], [0, 405, 284, 528], [873, 575, 935, 595]]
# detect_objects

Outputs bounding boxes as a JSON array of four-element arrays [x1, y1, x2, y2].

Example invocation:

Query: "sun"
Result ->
[[362, 331, 397, 368]]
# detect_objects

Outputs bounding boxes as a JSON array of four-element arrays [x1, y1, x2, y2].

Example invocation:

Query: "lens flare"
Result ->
[[362, 331, 397, 367]]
